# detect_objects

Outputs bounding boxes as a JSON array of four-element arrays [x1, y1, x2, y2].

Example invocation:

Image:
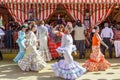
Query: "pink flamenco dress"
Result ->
[[83, 34, 111, 71]]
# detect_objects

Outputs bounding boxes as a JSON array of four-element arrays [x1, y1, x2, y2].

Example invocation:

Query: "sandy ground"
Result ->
[[0, 58, 120, 80]]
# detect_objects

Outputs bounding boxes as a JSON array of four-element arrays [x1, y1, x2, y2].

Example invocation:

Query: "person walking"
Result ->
[[83, 26, 111, 71], [101, 22, 114, 58], [36, 20, 51, 61], [18, 24, 46, 71], [13, 25, 27, 63]]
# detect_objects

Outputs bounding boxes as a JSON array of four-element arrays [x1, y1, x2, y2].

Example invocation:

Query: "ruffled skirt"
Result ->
[[51, 60, 86, 79], [48, 37, 59, 59], [82, 46, 111, 71], [18, 50, 46, 71], [56, 45, 76, 54]]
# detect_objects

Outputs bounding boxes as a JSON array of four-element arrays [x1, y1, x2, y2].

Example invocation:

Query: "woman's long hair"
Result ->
[[30, 24, 36, 30]]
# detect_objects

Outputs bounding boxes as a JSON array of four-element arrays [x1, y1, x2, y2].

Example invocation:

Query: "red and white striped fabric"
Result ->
[[64, 3, 115, 27], [1, 0, 119, 26], [90, 4, 115, 27], [1, 0, 120, 3], [64, 4, 84, 23], [4, 3, 57, 23]]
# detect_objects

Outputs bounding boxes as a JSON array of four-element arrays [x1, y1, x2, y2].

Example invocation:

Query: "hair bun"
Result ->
[[94, 26, 99, 30]]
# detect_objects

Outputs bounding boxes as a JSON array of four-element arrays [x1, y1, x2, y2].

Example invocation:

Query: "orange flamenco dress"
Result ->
[[82, 34, 111, 71]]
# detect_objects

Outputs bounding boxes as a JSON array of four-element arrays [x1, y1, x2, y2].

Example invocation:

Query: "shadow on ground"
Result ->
[[0, 58, 120, 80]]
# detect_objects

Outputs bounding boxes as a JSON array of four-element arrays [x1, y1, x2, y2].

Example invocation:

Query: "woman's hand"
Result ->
[[106, 45, 108, 50], [74, 51, 77, 55], [110, 38, 114, 44], [110, 38, 113, 43], [24, 47, 27, 51]]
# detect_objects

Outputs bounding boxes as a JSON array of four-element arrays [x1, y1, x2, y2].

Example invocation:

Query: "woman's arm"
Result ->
[[73, 51, 77, 55], [21, 39, 26, 49], [52, 25, 59, 34], [96, 33, 108, 49]]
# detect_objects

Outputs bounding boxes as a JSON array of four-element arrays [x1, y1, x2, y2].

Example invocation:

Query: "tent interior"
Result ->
[[111, 7, 120, 22], [46, 4, 75, 24], [99, 6, 120, 29], [46, 4, 120, 29]]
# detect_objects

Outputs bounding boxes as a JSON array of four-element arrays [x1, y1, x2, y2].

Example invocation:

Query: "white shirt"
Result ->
[[0, 28, 5, 39], [36, 25, 48, 40], [0, 28, 5, 36], [73, 24, 85, 40], [101, 27, 114, 39]]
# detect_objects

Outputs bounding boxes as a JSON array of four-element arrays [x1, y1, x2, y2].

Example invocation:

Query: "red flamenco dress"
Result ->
[[48, 32, 64, 59], [82, 34, 111, 71]]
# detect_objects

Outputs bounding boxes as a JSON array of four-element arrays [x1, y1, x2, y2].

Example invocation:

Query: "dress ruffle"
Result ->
[[56, 45, 76, 54], [82, 46, 111, 71], [48, 37, 59, 59], [51, 60, 86, 79], [18, 50, 46, 71]]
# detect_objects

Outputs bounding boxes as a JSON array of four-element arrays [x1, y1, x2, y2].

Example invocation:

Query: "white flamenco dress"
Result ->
[[18, 31, 46, 71], [51, 34, 86, 80]]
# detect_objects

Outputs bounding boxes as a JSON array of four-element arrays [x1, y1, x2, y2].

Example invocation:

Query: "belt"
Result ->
[[103, 37, 110, 39]]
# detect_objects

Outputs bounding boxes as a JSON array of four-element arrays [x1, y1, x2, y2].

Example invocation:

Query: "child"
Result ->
[[13, 25, 27, 63]]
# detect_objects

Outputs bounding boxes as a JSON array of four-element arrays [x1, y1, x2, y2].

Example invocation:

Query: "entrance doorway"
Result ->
[[47, 4, 75, 23]]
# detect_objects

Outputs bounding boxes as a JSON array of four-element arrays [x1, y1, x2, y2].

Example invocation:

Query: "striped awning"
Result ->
[[0, 0, 118, 27], [0, 0, 120, 4]]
